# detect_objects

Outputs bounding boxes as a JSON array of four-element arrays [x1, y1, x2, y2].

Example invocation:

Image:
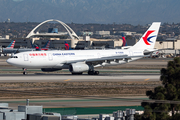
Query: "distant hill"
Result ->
[[0, 0, 180, 25]]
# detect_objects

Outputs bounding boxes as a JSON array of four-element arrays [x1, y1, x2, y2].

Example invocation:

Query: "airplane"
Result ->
[[2, 40, 17, 55], [6, 22, 161, 75], [2, 40, 36, 55], [27, 40, 51, 51], [17, 40, 51, 52]]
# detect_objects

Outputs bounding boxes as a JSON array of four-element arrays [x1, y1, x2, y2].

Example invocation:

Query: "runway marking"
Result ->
[[64, 79, 71, 82], [144, 78, 150, 81]]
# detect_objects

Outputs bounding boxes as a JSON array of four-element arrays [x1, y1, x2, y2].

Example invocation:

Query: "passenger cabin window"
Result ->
[[11, 56, 18, 58]]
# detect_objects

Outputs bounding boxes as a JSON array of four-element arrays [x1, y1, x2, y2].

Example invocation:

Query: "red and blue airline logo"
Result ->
[[122, 33, 127, 46], [143, 30, 156, 45], [7, 40, 15, 49], [65, 42, 69, 50], [10, 41, 15, 48]]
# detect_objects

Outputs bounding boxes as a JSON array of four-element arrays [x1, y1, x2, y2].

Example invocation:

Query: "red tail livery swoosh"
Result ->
[[65, 43, 69, 50], [143, 30, 155, 45]]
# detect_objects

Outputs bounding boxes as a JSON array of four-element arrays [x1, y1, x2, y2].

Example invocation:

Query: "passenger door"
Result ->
[[48, 53, 53, 61], [23, 54, 29, 61]]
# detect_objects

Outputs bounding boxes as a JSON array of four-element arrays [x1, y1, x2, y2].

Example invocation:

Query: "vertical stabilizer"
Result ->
[[43, 40, 51, 49], [6, 40, 15, 49], [130, 22, 161, 50], [122, 33, 127, 46], [30, 41, 35, 48], [65, 41, 73, 50]]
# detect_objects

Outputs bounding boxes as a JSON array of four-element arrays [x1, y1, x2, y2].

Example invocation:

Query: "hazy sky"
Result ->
[[1, 0, 180, 25], [13, 0, 24, 1]]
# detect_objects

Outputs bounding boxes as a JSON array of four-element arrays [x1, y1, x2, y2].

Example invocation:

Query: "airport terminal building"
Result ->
[[0, 19, 180, 57]]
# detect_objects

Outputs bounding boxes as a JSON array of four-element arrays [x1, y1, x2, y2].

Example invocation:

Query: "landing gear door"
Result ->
[[23, 54, 29, 61], [48, 53, 53, 61]]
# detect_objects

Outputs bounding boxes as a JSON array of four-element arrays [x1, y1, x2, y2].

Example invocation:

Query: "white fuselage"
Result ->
[[7, 49, 144, 69]]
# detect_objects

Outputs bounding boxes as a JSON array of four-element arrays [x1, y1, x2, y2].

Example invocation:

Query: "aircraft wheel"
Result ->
[[72, 72, 83, 75], [23, 68, 27, 75], [94, 71, 99, 75], [88, 71, 95, 75], [23, 71, 27, 75]]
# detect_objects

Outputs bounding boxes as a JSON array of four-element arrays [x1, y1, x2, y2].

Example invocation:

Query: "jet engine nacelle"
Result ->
[[69, 63, 90, 73], [41, 68, 62, 72]]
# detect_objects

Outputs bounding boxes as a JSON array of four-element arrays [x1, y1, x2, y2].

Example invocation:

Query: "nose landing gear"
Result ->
[[23, 68, 27, 75]]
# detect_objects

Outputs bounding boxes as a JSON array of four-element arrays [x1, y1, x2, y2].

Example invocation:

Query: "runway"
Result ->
[[0, 72, 160, 82]]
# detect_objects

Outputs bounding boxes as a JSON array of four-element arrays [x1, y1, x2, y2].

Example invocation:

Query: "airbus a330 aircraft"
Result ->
[[7, 22, 161, 75]]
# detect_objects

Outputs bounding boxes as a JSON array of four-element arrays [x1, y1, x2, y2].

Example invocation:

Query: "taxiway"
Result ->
[[0, 72, 160, 82]]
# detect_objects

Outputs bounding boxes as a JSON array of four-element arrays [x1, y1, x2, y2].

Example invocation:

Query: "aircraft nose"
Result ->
[[6, 58, 13, 65]]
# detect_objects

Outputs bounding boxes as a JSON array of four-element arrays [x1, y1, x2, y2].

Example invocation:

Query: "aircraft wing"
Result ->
[[62, 55, 148, 64]]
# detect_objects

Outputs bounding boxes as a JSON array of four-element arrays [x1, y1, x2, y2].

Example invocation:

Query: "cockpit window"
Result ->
[[11, 56, 18, 58]]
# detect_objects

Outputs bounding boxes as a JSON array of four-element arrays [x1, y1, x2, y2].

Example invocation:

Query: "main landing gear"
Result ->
[[88, 70, 99, 75], [23, 68, 27, 75], [71, 72, 83, 75]]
